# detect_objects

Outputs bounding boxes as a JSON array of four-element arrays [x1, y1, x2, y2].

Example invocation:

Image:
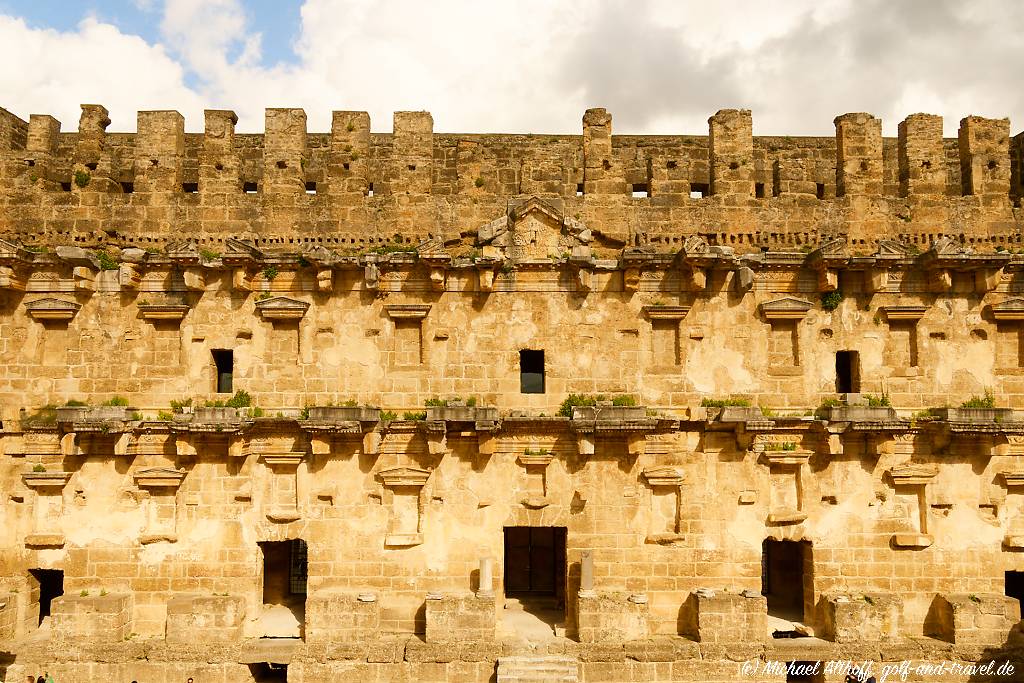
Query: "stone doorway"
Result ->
[[258, 539, 307, 639], [502, 526, 566, 640], [762, 539, 812, 637], [248, 662, 287, 682], [835, 350, 860, 393], [28, 568, 63, 627]]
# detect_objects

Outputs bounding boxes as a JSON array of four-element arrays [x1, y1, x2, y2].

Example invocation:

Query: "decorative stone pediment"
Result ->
[[642, 305, 690, 320], [889, 463, 938, 485], [164, 240, 201, 264], [25, 297, 81, 321], [642, 466, 684, 487], [138, 303, 190, 321], [682, 235, 709, 257], [808, 238, 848, 263], [22, 471, 72, 488], [760, 297, 813, 320], [882, 305, 927, 321], [222, 238, 263, 264], [876, 240, 917, 258], [991, 299, 1024, 321], [255, 296, 309, 321], [476, 195, 592, 261], [379, 467, 431, 487], [384, 304, 431, 320], [0, 238, 32, 263], [1000, 470, 1024, 487], [133, 467, 187, 488]]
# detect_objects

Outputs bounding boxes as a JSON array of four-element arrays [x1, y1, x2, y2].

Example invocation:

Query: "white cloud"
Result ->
[[0, 0, 1022, 137]]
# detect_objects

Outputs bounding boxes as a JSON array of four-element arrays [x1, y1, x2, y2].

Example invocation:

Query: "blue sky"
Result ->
[[0, 1, 1021, 136], [0, 0, 302, 79]]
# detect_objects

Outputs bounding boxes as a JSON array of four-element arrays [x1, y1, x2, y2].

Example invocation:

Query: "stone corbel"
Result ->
[[929, 268, 952, 293], [362, 430, 382, 456], [59, 433, 82, 458], [114, 432, 133, 456], [626, 433, 647, 458], [734, 266, 754, 293], [817, 268, 839, 292], [118, 263, 141, 290], [174, 434, 197, 458], [477, 267, 497, 292], [315, 268, 333, 292], [865, 267, 889, 294], [73, 266, 94, 291], [309, 435, 331, 456], [977, 267, 1004, 293], [478, 433, 496, 456], [575, 267, 592, 293], [426, 427, 448, 456], [0, 265, 26, 291], [182, 268, 205, 292], [623, 268, 640, 293], [429, 267, 446, 292], [232, 268, 252, 292], [686, 267, 707, 291], [364, 262, 380, 290], [577, 433, 595, 457]]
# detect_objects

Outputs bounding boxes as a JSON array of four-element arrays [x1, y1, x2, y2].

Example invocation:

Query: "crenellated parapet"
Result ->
[[0, 105, 1020, 251]]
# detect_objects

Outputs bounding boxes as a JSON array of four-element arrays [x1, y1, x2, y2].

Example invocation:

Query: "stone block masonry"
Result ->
[[0, 103, 1022, 682]]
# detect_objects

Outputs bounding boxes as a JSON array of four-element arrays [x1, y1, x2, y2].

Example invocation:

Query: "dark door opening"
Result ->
[[258, 539, 307, 638], [763, 539, 812, 635], [1006, 571, 1024, 605], [520, 349, 545, 394], [29, 568, 63, 626], [248, 663, 287, 682], [212, 349, 233, 394], [503, 527, 566, 634], [835, 350, 860, 394]]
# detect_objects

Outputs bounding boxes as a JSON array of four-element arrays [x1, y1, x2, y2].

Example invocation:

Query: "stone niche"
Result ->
[[820, 592, 902, 643], [379, 466, 431, 547], [576, 591, 649, 643], [680, 589, 767, 644], [642, 466, 685, 543], [887, 463, 937, 548], [424, 592, 496, 644], [304, 590, 381, 644], [51, 592, 132, 642], [924, 593, 1021, 646], [165, 593, 246, 643]]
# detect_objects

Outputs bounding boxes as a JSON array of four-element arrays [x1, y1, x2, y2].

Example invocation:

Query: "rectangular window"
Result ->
[[212, 349, 233, 393], [630, 183, 649, 198], [243, 181, 258, 194], [520, 349, 545, 394], [689, 182, 709, 199], [835, 350, 860, 393], [305, 181, 317, 195], [755, 182, 765, 198], [182, 182, 198, 193]]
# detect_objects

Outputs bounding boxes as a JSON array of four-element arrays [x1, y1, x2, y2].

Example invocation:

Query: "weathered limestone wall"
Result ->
[[0, 106, 1021, 252]]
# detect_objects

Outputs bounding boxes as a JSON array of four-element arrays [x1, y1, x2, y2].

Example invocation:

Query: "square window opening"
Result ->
[[182, 182, 198, 194], [243, 181, 258, 194], [690, 182, 708, 199], [520, 349, 545, 394], [120, 182, 134, 194], [631, 183, 649, 198], [305, 181, 317, 195]]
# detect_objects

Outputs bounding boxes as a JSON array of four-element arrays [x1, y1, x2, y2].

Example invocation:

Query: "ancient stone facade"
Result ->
[[0, 105, 1022, 681]]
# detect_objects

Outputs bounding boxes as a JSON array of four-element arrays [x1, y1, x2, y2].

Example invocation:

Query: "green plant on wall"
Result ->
[[820, 290, 842, 311], [73, 170, 90, 188]]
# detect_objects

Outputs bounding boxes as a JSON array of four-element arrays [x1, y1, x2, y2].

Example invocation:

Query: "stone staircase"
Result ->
[[497, 655, 579, 682]]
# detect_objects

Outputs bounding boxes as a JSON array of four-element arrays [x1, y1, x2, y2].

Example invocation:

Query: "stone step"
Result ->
[[497, 655, 579, 682]]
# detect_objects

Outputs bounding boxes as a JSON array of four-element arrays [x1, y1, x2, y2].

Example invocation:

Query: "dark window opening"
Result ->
[[343, 162, 350, 171], [816, 183, 825, 200], [520, 349, 545, 394], [182, 182, 198, 194], [305, 181, 317, 195], [276, 160, 287, 170], [120, 182, 134, 194], [60, 182, 71, 192], [1007, 571, 1024, 605], [212, 349, 233, 394], [631, 183, 649, 198], [25, 159, 35, 167], [755, 182, 766, 198], [248, 663, 288, 683], [258, 539, 307, 640], [576, 183, 584, 197], [763, 539, 812, 636], [666, 160, 677, 169], [29, 568, 63, 626], [836, 350, 860, 394], [689, 182, 708, 199], [215, 163, 224, 171], [407, 164, 416, 171], [367, 182, 374, 197], [85, 162, 98, 171], [243, 181, 258, 194]]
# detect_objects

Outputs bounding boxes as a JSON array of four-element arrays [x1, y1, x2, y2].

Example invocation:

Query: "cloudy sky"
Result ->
[[0, 0, 1021, 137]]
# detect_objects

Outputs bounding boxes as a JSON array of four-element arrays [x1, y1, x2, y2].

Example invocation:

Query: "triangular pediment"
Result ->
[[476, 196, 592, 260], [642, 466, 685, 487], [164, 240, 200, 262], [301, 245, 337, 267], [221, 238, 263, 264], [682, 235, 709, 256], [876, 240, 916, 257], [808, 237, 847, 262], [929, 237, 968, 256], [378, 466, 431, 487], [255, 296, 309, 321], [25, 297, 80, 312], [889, 463, 937, 484], [0, 239, 30, 261]]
